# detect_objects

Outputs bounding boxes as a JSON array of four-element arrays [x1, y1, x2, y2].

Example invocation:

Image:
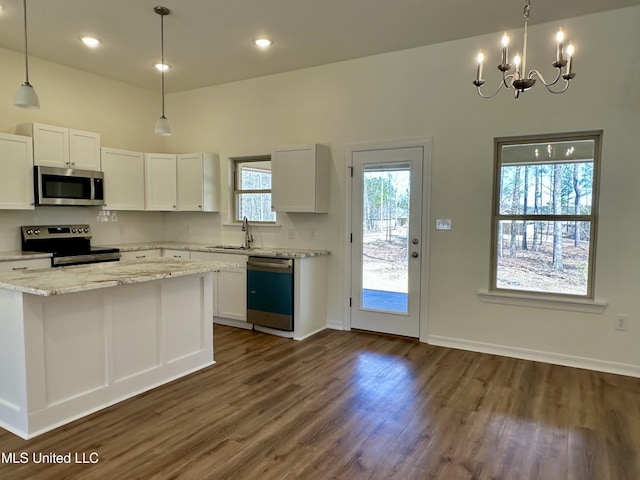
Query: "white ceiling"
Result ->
[[0, 0, 638, 93]]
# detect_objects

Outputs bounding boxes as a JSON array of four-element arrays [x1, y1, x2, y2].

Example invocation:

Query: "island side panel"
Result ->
[[294, 255, 328, 340], [0, 289, 29, 438], [20, 273, 214, 439]]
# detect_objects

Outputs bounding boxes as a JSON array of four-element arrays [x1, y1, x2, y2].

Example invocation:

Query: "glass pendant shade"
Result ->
[[154, 115, 172, 136], [14, 81, 40, 109], [15, 0, 40, 110]]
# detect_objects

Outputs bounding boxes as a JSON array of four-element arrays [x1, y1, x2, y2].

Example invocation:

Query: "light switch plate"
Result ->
[[435, 219, 452, 230]]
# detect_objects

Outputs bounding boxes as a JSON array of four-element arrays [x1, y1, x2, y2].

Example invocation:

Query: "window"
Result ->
[[491, 131, 602, 298], [232, 157, 276, 222]]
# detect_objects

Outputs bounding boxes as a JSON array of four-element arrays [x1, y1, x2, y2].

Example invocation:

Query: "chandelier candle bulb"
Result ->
[[555, 30, 564, 64], [565, 44, 575, 78], [513, 54, 521, 79], [476, 52, 484, 81], [501, 34, 509, 66]]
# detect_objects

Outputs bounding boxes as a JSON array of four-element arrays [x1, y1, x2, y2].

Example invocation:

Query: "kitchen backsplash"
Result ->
[[0, 208, 165, 251], [0, 208, 329, 251]]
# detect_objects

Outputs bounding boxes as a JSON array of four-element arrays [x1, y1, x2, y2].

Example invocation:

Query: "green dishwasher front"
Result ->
[[247, 257, 294, 331]]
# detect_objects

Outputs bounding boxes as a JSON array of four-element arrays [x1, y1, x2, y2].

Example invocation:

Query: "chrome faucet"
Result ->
[[241, 216, 253, 249]]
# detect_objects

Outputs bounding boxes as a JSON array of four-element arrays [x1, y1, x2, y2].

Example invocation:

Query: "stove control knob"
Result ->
[[84, 227, 89, 233], [34, 229, 40, 235], [26, 229, 33, 235], [71, 228, 77, 233]]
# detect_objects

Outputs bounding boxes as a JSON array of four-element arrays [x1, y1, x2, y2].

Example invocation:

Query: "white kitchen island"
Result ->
[[0, 258, 237, 439]]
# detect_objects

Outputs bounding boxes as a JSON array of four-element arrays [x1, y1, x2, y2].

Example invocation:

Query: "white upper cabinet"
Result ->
[[17, 123, 101, 171], [0, 133, 35, 210], [145, 153, 177, 211], [271, 144, 329, 213], [101, 147, 145, 210], [69, 129, 102, 171], [177, 153, 220, 212]]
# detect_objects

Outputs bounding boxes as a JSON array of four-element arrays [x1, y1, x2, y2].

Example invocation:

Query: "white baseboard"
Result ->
[[213, 317, 253, 330], [428, 335, 640, 378], [295, 326, 327, 341], [327, 321, 345, 331]]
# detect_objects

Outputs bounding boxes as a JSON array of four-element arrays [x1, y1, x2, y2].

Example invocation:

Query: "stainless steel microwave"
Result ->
[[34, 166, 104, 206]]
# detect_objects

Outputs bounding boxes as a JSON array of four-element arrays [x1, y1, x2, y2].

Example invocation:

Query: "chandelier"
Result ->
[[473, 0, 575, 99]]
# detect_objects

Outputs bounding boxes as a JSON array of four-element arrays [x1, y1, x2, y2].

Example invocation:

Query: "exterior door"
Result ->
[[351, 146, 423, 337]]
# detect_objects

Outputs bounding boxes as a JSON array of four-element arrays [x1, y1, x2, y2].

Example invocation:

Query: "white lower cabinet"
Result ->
[[190, 251, 247, 322], [119, 250, 162, 262], [0, 258, 51, 272]]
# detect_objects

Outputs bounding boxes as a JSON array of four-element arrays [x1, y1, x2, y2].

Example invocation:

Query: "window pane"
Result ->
[[495, 220, 590, 296], [360, 165, 410, 314], [238, 161, 272, 190], [236, 193, 275, 222], [499, 162, 594, 216]]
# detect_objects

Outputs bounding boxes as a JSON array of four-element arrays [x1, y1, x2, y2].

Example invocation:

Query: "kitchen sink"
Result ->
[[206, 245, 246, 250]]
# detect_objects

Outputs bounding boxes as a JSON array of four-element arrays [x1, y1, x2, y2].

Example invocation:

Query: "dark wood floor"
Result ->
[[1, 325, 639, 479]]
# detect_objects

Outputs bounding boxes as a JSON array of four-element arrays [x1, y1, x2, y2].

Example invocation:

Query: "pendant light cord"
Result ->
[[160, 11, 165, 117], [22, 0, 30, 84]]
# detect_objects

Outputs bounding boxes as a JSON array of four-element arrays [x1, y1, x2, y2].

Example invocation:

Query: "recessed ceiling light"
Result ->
[[81, 37, 100, 48], [254, 38, 273, 49], [154, 63, 171, 72]]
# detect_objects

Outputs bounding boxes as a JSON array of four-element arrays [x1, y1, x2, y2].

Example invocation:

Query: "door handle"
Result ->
[[411, 252, 419, 258]]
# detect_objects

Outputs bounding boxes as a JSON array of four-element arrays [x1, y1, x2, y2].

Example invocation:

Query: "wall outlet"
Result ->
[[614, 314, 629, 331], [435, 219, 452, 230], [288, 229, 296, 239]]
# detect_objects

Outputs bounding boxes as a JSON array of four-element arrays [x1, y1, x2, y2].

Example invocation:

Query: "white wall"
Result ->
[[0, 47, 167, 248], [164, 6, 640, 375], [0, 7, 638, 376]]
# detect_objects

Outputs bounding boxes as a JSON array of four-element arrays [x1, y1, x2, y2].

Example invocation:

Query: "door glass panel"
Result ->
[[361, 163, 410, 314]]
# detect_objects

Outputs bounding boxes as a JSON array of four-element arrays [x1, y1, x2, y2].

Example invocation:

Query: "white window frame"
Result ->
[[231, 156, 276, 224], [490, 130, 602, 300]]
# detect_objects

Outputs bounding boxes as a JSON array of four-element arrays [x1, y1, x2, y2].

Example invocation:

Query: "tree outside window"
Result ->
[[233, 158, 276, 222], [491, 131, 602, 298]]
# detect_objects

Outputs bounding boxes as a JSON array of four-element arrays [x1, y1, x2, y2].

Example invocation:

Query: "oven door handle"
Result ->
[[53, 252, 121, 266]]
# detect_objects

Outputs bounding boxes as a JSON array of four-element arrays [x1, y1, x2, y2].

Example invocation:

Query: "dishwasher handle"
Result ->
[[247, 257, 293, 271]]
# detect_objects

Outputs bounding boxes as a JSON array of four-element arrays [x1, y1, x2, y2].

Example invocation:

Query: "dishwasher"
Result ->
[[247, 257, 294, 331]]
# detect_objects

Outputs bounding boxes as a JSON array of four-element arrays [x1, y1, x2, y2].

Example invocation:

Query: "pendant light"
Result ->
[[14, 0, 40, 109], [154, 6, 171, 136]]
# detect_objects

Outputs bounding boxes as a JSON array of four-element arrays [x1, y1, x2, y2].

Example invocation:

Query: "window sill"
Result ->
[[477, 290, 607, 314]]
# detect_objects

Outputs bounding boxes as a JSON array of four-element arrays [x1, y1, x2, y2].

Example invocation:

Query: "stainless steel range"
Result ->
[[21, 224, 121, 267]]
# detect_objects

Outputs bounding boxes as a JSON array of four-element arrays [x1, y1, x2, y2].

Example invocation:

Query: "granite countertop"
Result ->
[[0, 258, 239, 297], [0, 251, 52, 261], [108, 242, 330, 259]]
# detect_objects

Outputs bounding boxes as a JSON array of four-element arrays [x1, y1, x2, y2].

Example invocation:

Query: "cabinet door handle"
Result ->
[[135, 255, 147, 259], [12, 266, 28, 271]]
